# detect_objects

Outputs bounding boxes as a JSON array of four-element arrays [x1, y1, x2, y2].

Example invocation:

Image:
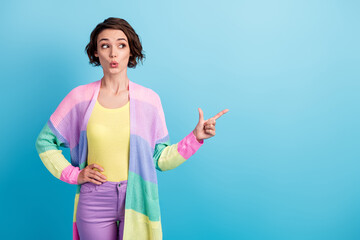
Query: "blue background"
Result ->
[[1, 0, 360, 239]]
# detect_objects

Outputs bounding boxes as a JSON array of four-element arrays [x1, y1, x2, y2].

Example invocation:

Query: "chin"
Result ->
[[107, 68, 121, 74]]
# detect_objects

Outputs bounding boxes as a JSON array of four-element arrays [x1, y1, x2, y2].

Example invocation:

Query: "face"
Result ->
[[94, 29, 131, 75]]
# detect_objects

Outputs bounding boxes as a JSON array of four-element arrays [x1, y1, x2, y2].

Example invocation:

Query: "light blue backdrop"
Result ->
[[1, 0, 359, 239]]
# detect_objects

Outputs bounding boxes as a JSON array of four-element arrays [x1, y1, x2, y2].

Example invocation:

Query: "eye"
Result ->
[[119, 44, 126, 49], [101, 44, 109, 49]]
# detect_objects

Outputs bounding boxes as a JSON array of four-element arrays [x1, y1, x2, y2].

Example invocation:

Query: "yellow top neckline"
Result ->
[[95, 99, 129, 111]]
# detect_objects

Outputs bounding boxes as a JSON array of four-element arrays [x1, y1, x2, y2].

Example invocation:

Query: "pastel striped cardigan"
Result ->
[[35, 79, 203, 240]]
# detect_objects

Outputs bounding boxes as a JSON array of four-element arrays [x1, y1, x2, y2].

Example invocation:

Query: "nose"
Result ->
[[110, 46, 117, 58]]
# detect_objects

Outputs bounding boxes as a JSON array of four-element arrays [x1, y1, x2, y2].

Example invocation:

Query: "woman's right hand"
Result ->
[[77, 163, 107, 185]]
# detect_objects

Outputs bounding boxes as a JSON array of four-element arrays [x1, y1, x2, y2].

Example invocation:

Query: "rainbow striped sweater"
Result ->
[[35, 79, 203, 240]]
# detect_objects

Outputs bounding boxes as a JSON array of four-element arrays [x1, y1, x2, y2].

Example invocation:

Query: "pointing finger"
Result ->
[[212, 109, 229, 120]]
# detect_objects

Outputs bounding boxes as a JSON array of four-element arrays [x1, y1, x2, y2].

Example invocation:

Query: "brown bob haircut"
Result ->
[[85, 17, 145, 68]]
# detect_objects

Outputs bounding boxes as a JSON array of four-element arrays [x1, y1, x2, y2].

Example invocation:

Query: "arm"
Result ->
[[153, 130, 203, 171], [35, 120, 80, 184]]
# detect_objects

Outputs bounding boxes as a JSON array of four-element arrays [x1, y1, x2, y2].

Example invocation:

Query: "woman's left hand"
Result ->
[[193, 108, 229, 142]]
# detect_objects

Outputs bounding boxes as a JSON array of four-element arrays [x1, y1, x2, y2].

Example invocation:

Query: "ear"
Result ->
[[94, 51, 98, 57]]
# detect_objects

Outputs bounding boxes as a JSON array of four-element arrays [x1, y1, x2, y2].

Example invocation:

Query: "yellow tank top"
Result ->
[[86, 99, 130, 182]]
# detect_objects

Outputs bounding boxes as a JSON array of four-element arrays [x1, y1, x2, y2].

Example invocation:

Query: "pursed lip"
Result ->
[[110, 61, 119, 68]]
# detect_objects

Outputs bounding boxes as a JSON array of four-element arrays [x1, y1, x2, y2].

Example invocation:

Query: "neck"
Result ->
[[101, 71, 129, 95]]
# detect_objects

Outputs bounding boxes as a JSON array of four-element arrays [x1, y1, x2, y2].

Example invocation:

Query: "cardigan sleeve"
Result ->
[[35, 89, 81, 185], [35, 121, 81, 184], [153, 95, 204, 171], [154, 131, 203, 171]]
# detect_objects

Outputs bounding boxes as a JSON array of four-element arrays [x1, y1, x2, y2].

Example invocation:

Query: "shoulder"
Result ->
[[131, 81, 161, 105], [52, 80, 98, 117], [64, 80, 99, 102]]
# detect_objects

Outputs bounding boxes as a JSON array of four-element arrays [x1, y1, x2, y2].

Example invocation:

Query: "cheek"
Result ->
[[97, 53, 107, 63], [121, 51, 131, 59], [120, 52, 131, 63]]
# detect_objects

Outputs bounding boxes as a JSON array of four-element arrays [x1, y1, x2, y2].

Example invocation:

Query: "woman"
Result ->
[[35, 17, 229, 240]]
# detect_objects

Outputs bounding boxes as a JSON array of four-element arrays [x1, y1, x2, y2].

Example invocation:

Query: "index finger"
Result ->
[[89, 163, 104, 172], [212, 109, 229, 120]]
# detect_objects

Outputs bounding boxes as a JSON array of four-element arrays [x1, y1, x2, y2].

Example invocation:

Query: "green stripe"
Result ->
[[125, 171, 160, 221], [35, 123, 66, 154], [153, 139, 171, 171], [75, 162, 88, 194], [80, 161, 87, 169]]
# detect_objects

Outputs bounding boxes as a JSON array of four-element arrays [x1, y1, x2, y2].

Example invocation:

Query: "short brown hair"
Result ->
[[85, 17, 145, 68]]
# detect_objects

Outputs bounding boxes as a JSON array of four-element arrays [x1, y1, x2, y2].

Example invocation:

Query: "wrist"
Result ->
[[192, 130, 203, 143], [177, 130, 204, 160], [60, 165, 81, 185]]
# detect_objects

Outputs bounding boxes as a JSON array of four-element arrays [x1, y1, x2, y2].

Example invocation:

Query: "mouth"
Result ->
[[110, 61, 118, 68]]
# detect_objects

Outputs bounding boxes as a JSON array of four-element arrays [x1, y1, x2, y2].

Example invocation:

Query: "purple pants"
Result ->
[[76, 180, 127, 240]]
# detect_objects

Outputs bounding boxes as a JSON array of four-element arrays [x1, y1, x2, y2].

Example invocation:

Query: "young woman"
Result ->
[[35, 17, 229, 240]]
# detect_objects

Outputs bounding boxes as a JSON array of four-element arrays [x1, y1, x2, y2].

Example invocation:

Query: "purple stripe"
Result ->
[[129, 134, 158, 184], [47, 119, 70, 148], [55, 101, 92, 149], [78, 131, 88, 167], [156, 134, 170, 145], [130, 98, 162, 150], [81, 83, 100, 131], [70, 130, 88, 167]]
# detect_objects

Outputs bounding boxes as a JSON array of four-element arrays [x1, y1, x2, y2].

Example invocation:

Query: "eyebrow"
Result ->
[[99, 38, 127, 42]]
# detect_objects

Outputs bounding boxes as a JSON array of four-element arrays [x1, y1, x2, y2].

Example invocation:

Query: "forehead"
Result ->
[[97, 29, 128, 42]]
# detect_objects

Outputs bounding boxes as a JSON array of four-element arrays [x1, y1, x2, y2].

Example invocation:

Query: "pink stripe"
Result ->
[[177, 131, 204, 159], [73, 222, 80, 240], [130, 81, 168, 142], [60, 165, 81, 185], [131, 98, 166, 149], [154, 94, 168, 141], [80, 80, 101, 131], [51, 81, 98, 129]]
